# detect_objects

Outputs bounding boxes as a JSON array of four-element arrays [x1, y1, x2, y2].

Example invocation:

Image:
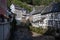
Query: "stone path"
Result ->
[[9, 27, 33, 40], [9, 26, 55, 40], [32, 32, 42, 37], [14, 28, 33, 40], [32, 32, 55, 40], [33, 35, 55, 40]]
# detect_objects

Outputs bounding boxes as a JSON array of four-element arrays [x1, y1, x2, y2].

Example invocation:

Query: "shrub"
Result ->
[[29, 26, 48, 34]]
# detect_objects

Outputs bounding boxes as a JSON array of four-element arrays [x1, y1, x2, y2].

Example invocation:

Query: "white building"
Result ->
[[30, 3, 60, 29], [10, 4, 30, 24], [10, 4, 29, 20]]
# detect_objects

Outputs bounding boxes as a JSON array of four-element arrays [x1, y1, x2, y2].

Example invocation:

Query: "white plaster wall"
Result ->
[[32, 14, 41, 22], [15, 9, 27, 21], [31, 12, 60, 28], [31, 13, 52, 28]]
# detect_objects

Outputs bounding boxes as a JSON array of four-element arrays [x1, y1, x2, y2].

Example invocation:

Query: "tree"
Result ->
[[12, 0, 32, 12], [55, 0, 60, 2], [18, 0, 32, 4], [32, 0, 41, 5], [7, 0, 60, 12]]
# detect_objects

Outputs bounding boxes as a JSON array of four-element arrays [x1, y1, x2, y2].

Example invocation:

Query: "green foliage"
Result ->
[[7, 0, 32, 12], [7, 0, 60, 11], [7, 0, 12, 8], [13, 0, 32, 12], [33, 0, 60, 5], [55, 0, 60, 2], [33, 0, 41, 5], [19, 0, 32, 4], [40, 0, 52, 5], [19, 0, 60, 5], [29, 26, 48, 34]]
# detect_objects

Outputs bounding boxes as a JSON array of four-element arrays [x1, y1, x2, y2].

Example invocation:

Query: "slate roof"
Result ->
[[51, 2, 60, 12], [30, 5, 45, 15], [31, 2, 60, 15], [41, 2, 60, 15]]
